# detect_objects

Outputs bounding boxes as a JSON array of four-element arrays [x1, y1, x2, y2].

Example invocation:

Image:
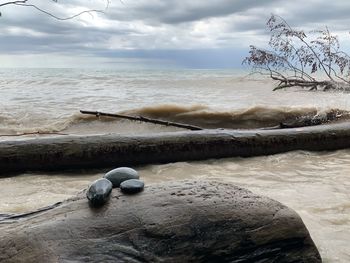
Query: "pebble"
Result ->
[[86, 178, 113, 207], [120, 179, 145, 194], [104, 167, 139, 187]]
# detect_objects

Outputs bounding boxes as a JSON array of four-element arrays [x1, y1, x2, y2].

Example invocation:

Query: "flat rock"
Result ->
[[104, 167, 139, 187], [86, 178, 113, 207], [120, 179, 144, 194], [0, 180, 321, 263]]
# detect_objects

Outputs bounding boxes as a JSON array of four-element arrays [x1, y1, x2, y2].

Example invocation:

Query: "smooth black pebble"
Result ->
[[104, 167, 139, 188], [120, 179, 144, 194], [86, 178, 113, 207]]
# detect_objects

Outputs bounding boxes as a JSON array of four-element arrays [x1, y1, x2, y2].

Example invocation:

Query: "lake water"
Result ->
[[0, 68, 349, 262]]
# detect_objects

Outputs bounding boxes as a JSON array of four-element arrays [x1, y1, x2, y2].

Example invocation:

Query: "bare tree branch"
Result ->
[[0, 1, 28, 7], [243, 14, 350, 91], [14, 3, 104, 20], [0, 0, 108, 20]]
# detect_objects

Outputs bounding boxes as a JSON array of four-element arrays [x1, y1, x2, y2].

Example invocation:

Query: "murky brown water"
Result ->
[[1, 149, 349, 262], [0, 69, 349, 262]]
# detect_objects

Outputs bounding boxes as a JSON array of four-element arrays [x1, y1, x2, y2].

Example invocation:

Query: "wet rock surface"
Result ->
[[120, 179, 144, 194], [103, 167, 139, 187], [86, 178, 113, 207], [0, 180, 321, 263]]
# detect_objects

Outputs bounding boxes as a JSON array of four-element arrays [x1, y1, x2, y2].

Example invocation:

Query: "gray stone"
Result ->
[[86, 178, 112, 207], [0, 180, 321, 263], [120, 179, 144, 194], [104, 167, 139, 187]]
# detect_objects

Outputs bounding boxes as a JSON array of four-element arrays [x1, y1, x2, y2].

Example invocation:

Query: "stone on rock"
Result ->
[[104, 167, 139, 187], [120, 179, 144, 194], [86, 178, 113, 207]]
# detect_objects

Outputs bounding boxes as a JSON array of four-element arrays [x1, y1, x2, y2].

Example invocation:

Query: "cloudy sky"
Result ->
[[1, 0, 350, 68]]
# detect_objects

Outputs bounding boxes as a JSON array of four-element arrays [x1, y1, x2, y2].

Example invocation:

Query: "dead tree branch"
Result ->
[[0, 0, 107, 20], [80, 110, 204, 131], [243, 14, 350, 91]]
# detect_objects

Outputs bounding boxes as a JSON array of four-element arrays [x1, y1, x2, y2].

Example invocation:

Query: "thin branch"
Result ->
[[256, 47, 315, 81], [1, 0, 110, 20], [282, 39, 312, 80], [325, 64, 350, 84], [274, 14, 334, 81], [80, 110, 204, 131], [14, 3, 104, 20], [0, 0, 28, 7]]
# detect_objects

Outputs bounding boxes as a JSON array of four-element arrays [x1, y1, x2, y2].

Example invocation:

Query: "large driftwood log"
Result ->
[[0, 180, 321, 262], [1, 122, 350, 174]]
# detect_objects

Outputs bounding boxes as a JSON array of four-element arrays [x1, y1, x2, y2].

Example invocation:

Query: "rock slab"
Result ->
[[0, 180, 321, 263]]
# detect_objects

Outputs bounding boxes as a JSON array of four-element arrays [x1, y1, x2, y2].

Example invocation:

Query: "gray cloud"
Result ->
[[1, 0, 350, 68], [106, 0, 279, 24]]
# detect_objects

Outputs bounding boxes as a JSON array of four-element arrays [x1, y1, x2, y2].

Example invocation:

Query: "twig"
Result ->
[[0, 0, 108, 20], [0, 0, 27, 7], [14, 3, 104, 20]]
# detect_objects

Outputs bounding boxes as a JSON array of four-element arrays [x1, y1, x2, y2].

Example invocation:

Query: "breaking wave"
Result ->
[[0, 104, 349, 135], [123, 104, 349, 129]]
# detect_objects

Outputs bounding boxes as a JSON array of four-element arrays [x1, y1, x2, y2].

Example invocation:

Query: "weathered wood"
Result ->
[[0, 180, 321, 262], [1, 122, 350, 175], [261, 110, 345, 130], [80, 110, 203, 131]]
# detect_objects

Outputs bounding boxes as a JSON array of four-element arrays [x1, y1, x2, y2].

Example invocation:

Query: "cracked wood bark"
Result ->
[[1, 122, 350, 175]]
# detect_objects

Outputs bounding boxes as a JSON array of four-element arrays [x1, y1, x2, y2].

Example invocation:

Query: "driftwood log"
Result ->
[[80, 110, 203, 130], [0, 180, 321, 262], [262, 109, 345, 130], [1, 122, 350, 175]]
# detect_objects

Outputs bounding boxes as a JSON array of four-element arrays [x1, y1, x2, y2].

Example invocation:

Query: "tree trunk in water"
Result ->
[[1, 122, 350, 175]]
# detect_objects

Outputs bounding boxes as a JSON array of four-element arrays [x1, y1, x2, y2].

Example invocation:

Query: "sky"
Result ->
[[1, 0, 350, 69]]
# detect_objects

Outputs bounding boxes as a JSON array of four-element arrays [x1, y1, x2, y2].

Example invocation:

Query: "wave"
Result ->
[[123, 104, 350, 129], [0, 113, 99, 135], [0, 104, 349, 135]]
